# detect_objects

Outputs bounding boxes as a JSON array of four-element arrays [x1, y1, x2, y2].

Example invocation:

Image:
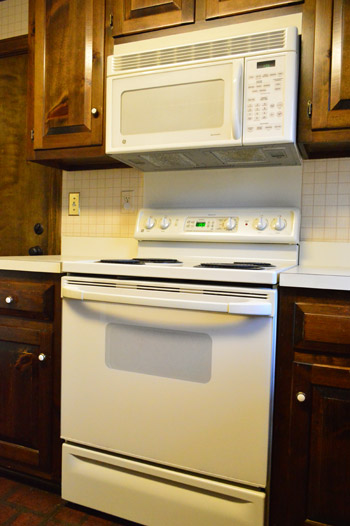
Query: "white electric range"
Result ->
[[61, 207, 300, 526], [62, 207, 300, 284]]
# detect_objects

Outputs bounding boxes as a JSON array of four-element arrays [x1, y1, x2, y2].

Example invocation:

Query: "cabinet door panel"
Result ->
[[33, 0, 104, 149], [205, 0, 303, 19], [0, 48, 61, 256], [312, 0, 350, 130], [291, 362, 350, 525], [293, 302, 350, 352], [0, 326, 53, 472], [114, 0, 194, 36], [330, 0, 350, 110]]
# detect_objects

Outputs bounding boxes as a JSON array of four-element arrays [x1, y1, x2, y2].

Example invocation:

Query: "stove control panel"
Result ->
[[135, 208, 300, 243]]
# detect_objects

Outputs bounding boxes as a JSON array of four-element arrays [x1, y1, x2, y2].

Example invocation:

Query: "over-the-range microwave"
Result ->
[[106, 26, 301, 171]]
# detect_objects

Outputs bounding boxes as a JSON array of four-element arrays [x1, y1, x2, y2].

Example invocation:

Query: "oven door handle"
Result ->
[[62, 286, 273, 316]]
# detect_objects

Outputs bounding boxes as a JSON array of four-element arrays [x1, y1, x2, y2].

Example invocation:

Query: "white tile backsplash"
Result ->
[[61, 159, 350, 243], [0, 0, 28, 39], [301, 159, 350, 242], [62, 169, 144, 238]]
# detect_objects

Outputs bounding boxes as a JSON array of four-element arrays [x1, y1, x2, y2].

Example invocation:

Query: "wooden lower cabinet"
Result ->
[[290, 363, 350, 525], [269, 287, 350, 526], [0, 272, 62, 483]]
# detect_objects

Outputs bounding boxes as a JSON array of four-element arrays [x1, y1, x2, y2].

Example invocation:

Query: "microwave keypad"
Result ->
[[245, 55, 285, 137]]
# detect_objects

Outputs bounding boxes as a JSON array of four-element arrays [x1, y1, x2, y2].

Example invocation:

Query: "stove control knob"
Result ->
[[255, 216, 268, 231], [272, 216, 287, 231], [145, 216, 155, 230], [224, 217, 236, 231], [160, 217, 171, 230]]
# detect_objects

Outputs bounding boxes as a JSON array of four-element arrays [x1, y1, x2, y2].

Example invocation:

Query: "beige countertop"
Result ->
[[280, 265, 350, 290], [280, 241, 350, 290], [0, 255, 70, 273], [0, 239, 138, 274]]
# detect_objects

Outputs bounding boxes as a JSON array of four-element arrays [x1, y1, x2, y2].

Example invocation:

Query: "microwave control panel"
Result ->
[[243, 52, 298, 145]]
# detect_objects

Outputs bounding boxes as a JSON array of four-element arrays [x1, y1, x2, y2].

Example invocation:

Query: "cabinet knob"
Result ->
[[296, 391, 306, 403], [91, 107, 99, 117], [29, 246, 43, 256], [34, 223, 44, 235], [5, 296, 13, 304], [38, 353, 46, 362]]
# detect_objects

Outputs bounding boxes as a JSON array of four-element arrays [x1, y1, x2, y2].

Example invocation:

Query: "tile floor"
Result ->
[[0, 475, 140, 526]]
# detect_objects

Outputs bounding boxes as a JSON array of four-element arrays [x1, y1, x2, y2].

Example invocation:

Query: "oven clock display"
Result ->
[[185, 217, 238, 232]]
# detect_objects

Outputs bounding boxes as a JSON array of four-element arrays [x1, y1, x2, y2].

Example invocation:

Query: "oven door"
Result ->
[[61, 276, 276, 488]]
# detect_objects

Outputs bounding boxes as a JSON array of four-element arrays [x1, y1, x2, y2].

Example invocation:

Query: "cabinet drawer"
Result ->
[[0, 281, 54, 320], [293, 302, 350, 354]]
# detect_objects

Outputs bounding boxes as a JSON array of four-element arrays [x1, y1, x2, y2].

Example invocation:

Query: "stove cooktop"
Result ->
[[63, 258, 293, 285], [98, 259, 276, 270]]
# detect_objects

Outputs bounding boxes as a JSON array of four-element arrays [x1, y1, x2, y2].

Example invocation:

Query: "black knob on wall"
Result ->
[[34, 223, 44, 235], [29, 246, 43, 255]]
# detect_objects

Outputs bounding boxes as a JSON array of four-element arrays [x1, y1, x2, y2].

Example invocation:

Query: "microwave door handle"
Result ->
[[62, 286, 272, 316], [232, 61, 243, 141]]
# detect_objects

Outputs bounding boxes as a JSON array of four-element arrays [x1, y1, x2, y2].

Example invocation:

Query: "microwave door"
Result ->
[[107, 59, 243, 154]]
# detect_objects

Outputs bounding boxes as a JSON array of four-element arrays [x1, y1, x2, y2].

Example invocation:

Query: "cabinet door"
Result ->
[[31, 0, 104, 150], [0, 325, 53, 475], [113, 0, 195, 36], [289, 362, 350, 525], [311, 0, 350, 130], [0, 41, 61, 256], [206, 0, 303, 19]]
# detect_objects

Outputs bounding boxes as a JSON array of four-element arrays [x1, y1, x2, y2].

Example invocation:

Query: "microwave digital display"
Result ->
[[257, 60, 276, 69]]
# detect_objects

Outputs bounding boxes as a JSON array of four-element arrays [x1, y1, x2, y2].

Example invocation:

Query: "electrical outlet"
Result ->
[[69, 192, 80, 216], [121, 190, 134, 212]]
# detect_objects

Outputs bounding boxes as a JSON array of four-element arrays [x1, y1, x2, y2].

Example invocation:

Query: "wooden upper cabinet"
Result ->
[[31, 0, 105, 150], [298, 0, 350, 157], [312, 0, 350, 130], [113, 0, 195, 36], [205, 0, 303, 19]]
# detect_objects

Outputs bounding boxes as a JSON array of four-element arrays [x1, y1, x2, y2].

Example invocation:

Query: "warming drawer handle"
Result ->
[[62, 286, 273, 316]]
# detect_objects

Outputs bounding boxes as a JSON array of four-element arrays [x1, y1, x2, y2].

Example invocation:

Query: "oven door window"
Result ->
[[106, 323, 212, 383]]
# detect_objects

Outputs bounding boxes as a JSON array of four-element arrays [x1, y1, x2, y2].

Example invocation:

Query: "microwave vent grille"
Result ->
[[112, 29, 286, 73]]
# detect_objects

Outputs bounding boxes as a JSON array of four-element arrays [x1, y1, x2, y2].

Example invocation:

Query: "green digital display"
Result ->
[[196, 222, 206, 227], [257, 59, 276, 69]]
